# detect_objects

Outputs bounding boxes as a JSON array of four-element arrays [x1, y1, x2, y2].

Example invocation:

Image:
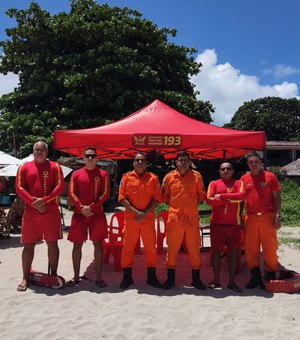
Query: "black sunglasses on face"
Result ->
[[84, 154, 96, 159], [220, 167, 232, 171], [134, 159, 146, 163]]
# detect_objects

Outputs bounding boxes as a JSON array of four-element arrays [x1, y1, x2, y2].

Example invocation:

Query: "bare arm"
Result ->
[[272, 190, 281, 229]]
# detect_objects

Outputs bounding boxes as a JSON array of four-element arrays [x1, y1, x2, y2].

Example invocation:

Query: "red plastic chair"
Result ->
[[102, 212, 124, 272], [156, 211, 168, 254]]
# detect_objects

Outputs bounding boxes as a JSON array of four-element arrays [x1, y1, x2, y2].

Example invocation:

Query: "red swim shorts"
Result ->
[[210, 223, 241, 252], [68, 212, 108, 243], [21, 208, 62, 244]]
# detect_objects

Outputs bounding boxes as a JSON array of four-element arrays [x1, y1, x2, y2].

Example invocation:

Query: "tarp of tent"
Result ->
[[53, 99, 266, 160], [0, 151, 21, 166], [0, 154, 73, 178]]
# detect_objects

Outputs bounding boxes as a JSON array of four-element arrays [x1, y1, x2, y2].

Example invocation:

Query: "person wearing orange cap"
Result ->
[[241, 152, 281, 289], [206, 161, 245, 292], [118, 152, 162, 289], [161, 151, 206, 290]]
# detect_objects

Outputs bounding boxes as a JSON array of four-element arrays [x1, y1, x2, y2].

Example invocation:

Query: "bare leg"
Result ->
[[228, 249, 238, 286], [19, 243, 36, 288], [72, 243, 83, 281], [46, 241, 59, 276], [212, 250, 221, 285], [93, 240, 103, 282]]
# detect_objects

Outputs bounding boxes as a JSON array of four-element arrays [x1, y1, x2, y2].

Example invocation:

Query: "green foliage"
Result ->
[[267, 166, 286, 181], [225, 97, 300, 141], [0, 0, 213, 156], [280, 179, 300, 226], [154, 203, 168, 216]]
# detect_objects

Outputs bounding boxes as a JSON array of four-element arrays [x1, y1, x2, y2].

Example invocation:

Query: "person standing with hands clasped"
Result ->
[[15, 141, 64, 292], [118, 152, 162, 289], [206, 162, 245, 292], [241, 152, 281, 289], [161, 151, 207, 290], [67, 146, 110, 288]]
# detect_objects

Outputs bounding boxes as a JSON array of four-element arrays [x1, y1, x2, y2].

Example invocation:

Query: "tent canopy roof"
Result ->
[[53, 99, 266, 160]]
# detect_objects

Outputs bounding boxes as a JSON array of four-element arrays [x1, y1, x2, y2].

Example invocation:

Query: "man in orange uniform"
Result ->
[[15, 141, 64, 291], [206, 162, 245, 292], [118, 152, 162, 289], [161, 151, 206, 290], [241, 152, 281, 289], [68, 146, 110, 288]]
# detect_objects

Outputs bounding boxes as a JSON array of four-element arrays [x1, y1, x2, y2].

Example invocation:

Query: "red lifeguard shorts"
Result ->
[[21, 208, 62, 244], [68, 212, 108, 243], [210, 223, 241, 252]]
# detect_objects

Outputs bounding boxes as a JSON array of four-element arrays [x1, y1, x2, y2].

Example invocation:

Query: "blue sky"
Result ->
[[0, 0, 299, 125]]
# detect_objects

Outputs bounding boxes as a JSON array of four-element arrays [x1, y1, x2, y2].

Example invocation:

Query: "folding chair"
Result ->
[[156, 211, 168, 254]]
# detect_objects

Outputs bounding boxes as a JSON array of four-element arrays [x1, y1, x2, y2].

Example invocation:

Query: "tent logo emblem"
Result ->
[[133, 136, 147, 146], [133, 135, 182, 147]]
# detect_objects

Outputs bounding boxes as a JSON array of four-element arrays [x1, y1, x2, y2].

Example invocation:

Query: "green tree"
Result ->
[[0, 0, 213, 156], [224, 97, 300, 140]]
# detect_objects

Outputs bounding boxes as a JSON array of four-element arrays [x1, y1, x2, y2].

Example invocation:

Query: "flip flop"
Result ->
[[95, 280, 107, 288], [227, 284, 242, 293], [17, 282, 28, 292], [207, 282, 221, 289], [66, 278, 81, 287]]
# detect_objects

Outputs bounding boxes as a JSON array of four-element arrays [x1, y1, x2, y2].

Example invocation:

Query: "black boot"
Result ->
[[245, 267, 265, 289], [191, 269, 206, 290], [265, 271, 276, 281], [119, 267, 134, 289], [146, 267, 162, 288], [162, 268, 175, 290]]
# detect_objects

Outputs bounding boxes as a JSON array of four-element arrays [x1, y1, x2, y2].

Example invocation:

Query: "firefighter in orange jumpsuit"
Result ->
[[241, 152, 281, 289], [118, 152, 162, 289], [161, 151, 206, 290]]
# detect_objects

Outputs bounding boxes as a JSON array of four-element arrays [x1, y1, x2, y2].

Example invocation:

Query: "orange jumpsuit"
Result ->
[[241, 170, 281, 272], [161, 169, 206, 269], [118, 170, 161, 268]]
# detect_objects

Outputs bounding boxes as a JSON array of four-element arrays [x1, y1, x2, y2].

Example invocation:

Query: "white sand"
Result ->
[[1, 210, 300, 340]]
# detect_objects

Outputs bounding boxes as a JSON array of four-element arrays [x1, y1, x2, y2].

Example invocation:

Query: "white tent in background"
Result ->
[[0, 151, 21, 166], [0, 154, 73, 178]]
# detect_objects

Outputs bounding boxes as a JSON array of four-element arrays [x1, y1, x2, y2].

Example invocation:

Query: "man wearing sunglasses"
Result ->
[[206, 162, 245, 292], [118, 152, 162, 289], [67, 146, 110, 288], [15, 141, 64, 292]]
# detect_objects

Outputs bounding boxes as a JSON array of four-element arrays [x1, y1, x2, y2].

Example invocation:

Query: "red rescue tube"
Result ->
[[265, 271, 300, 293]]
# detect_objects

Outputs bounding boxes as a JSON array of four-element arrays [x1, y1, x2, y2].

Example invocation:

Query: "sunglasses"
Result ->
[[134, 159, 146, 163], [220, 167, 232, 171], [84, 154, 96, 159]]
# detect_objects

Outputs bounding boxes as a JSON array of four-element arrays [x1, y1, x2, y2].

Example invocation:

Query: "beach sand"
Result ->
[[1, 209, 300, 340]]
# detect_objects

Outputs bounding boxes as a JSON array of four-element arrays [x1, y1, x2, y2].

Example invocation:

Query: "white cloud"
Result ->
[[263, 64, 300, 79], [0, 72, 19, 96], [191, 49, 299, 126]]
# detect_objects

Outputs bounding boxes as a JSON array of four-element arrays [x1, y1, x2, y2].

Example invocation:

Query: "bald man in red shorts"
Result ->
[[15, 141, 64, 291], [68, 146, 110, 288], [206, 161, 245, 292]]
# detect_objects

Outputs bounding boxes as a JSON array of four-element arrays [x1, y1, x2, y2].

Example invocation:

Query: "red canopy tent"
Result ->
[[53, 99, 266, 159]]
